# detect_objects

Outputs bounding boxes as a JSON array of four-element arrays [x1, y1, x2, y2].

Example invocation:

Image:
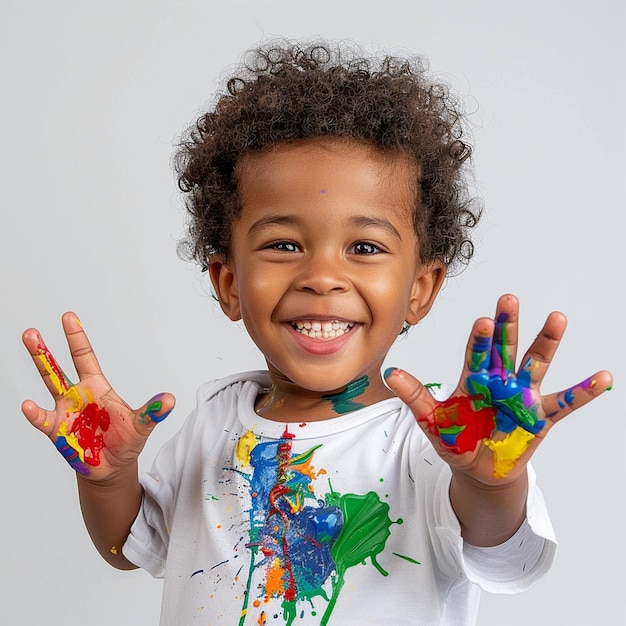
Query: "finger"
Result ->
[[384, 367, 437, 425], [385, 367, 497, 455], [542, 370, 613, 423], [491, 294, 519, 377], [21, 399, 56, 436], [462, 318, 494, 401], [22, 327, 74, 399], [22, 399, 92, 475], [465, 318, 494, 374], [517, 311, 567, 387], [136, 393, 176, 429], [61, 312, 105, 381]]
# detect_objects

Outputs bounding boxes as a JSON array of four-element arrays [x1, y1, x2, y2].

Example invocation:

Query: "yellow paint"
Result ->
[[57, 421, 86, 462], [65, 386, 94, 414], [65, 386, 86, 412], [484, 427, 535, 479], [37, 353, 68, 395], [236, 430, 258, 467], [283, 493, 302, 514], [37, 348, 94, 414]]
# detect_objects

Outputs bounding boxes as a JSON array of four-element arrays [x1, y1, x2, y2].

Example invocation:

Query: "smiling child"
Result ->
[[21, 39, 612, 625]]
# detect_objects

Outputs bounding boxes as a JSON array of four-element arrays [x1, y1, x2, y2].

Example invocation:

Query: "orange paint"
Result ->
[[264, 558, 286, 599]]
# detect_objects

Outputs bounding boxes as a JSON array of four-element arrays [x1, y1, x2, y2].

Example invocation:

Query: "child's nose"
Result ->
[[293, 253, 350, 295]]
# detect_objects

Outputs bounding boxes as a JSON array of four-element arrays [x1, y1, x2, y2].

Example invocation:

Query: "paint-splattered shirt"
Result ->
[[123, 371, 556, 625]]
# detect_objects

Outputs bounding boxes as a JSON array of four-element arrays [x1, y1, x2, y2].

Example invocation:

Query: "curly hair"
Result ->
[[174, 39, 480, 273]]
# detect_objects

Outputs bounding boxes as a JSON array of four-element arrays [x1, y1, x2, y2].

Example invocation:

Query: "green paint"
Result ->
[[466, 379, 493, 411], [322, 376, 369, 414], [424, 382, 442, 390], [321, 487, 399, 625], [139, 399, 169, 424], [496, 392, 540, 430], [470, 348, 489, 372], [498, 321, 515, 372], [146, 400, 162, 413], [139, 400, 163, 424], [290, 444, 323, 466], [392, 552, 421, 565], [437, 424, 466, 436], [282, 599, 297, 626], [238, 545, 258, 626]]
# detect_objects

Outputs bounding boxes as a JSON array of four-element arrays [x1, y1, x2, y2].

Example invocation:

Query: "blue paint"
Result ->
[[140, 393, 172, 423], [469, 335, 491, 372], [383, 368, 396, 379], [55, 435, 90, 475], [466, 372, 545, 434]]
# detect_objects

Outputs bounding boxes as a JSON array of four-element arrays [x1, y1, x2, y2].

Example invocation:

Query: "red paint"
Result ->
[[267, 431, 298, 603], [282, 425, 295, 439], [69, 402, 111, 465], [37, 342, 70, 392], [428, 396, 496, 454]]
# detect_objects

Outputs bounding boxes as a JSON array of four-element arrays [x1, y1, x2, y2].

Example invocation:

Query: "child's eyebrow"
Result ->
[[246, 214, 299, 235], [348, 216, 402, 241], [247, 214, 403, 241]]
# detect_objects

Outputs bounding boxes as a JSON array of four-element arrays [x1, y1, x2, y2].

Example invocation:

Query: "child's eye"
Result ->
[[349, 241, 383, 255], [267, 241, 300, 252]]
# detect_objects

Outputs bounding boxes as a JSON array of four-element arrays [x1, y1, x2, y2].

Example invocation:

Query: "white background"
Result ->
[[1, 1, 624, 624]]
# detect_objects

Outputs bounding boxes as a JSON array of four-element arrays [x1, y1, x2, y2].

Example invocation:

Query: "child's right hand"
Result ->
[[21, 312, 175, 480]]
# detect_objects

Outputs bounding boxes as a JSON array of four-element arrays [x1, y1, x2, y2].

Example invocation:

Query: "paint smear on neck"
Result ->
[[322, 376, 369, 414]]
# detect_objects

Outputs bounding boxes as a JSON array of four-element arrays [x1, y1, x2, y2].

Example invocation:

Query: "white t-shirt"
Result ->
[[124, 371, 557, 625]]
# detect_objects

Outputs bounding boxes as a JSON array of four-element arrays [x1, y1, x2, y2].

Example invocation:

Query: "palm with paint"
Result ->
[[21, 312, 175, 480], [385, 294, 612, 486]]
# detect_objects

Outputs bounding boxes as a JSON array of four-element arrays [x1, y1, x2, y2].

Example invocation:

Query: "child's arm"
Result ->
[[384, 293, 612, 547], [21, 312, 175, 568]]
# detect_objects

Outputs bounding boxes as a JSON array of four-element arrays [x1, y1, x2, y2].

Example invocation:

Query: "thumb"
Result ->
[[384, 367, 437, 422], [136, 392, 176, 428]]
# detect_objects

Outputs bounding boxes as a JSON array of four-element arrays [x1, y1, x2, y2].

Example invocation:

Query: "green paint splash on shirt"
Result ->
[[321, 486, 401, 625]]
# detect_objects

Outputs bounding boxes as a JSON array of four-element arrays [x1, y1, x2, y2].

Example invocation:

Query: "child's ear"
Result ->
[[405, 262, 446, 326], [208, 255, 242, 321]]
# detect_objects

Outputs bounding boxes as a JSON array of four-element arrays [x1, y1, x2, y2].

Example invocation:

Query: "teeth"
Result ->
[[292, 320, 354, 339]]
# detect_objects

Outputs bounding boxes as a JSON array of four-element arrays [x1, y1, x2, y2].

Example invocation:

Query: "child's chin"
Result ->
[[289, 372, 367, 395]]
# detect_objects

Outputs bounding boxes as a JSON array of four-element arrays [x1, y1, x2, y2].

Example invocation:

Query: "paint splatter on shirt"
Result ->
[[234, 427, 401, 625]]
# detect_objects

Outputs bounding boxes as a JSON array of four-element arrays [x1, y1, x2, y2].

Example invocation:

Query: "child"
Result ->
[[21, 39, 612, 625]]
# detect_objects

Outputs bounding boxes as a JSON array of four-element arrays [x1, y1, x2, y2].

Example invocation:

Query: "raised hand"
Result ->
[[22, 312, 175, 479], [385, 294, 613, 485]]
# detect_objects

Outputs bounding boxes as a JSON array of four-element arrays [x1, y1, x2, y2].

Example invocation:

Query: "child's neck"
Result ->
[[254, 374, 396, 422]]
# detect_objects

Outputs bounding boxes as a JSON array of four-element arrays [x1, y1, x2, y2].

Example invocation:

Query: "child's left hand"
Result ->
[[384, 293, 613, 486]]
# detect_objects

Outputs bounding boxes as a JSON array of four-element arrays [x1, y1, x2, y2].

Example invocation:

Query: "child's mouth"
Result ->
[[291, 320, 355, 339]]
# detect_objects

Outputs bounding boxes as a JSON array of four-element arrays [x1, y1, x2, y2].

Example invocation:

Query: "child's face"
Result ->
[[210, 138, 444, 401]]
